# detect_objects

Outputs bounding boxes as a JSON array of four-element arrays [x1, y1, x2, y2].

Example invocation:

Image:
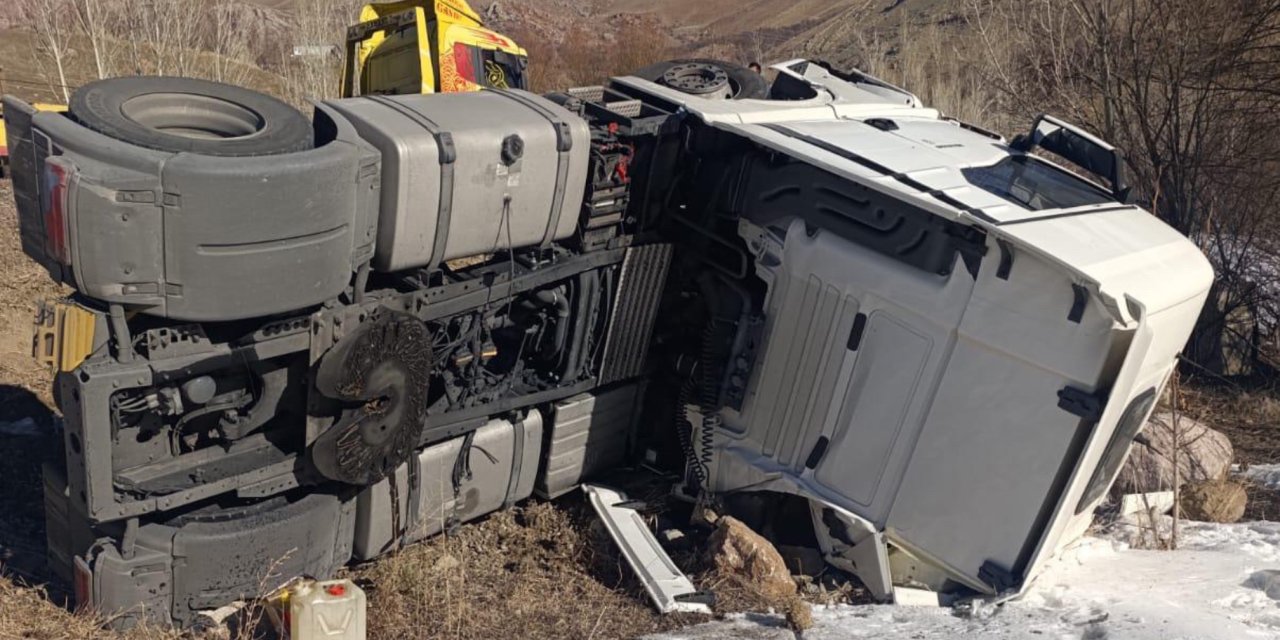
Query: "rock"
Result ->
[[706, 516, 796, 603], [1247, 570, 1280, 601], [658, 528, 694, 552], [1179, 480, 1247, 523], [776, 544, 825, 577], [1113, 413, 1233, 494], [690, 505, 720, 530]]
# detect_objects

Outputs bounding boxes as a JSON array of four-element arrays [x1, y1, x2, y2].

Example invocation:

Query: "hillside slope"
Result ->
[[481, 0, 972, 83]]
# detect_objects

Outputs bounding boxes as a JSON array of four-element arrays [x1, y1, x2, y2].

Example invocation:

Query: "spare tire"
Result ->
[[70, 76, 312, 156], [629, 59, 769, 100]]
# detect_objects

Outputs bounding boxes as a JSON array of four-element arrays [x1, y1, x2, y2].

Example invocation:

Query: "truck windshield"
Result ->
[[962, 155, 1113, 211]]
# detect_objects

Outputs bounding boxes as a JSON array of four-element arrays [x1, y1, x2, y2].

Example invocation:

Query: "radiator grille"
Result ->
[[598, 244, 673, 386]]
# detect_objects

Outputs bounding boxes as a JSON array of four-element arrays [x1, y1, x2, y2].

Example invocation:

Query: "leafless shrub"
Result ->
[[277, 0, 360, 106], [71, 0, 111, 80], [208, 0, 260, 87], [958, 0, 1280, 377], [17, 0, 75, 102]]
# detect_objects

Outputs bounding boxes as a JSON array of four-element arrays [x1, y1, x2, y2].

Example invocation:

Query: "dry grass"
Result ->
[[1178, 383, 1280, 466], [0, 576, 186, 640], [353, 498, 704, 640], [0, 180, 65, 402], [353, 493, 869, 640]]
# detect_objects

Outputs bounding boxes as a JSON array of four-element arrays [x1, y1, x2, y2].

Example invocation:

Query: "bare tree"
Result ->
[[19, 0, 75, 102], [71, 0, 112, 79], [118, 0, 201, 77], [209, 0, 259, 86], [279, 0, 353, 105], [968, 0, 1280, 376], [166, 0, 204, 77]]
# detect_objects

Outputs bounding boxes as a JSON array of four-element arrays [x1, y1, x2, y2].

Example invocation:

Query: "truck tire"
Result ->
[[70, 76, 312, 156], [629, 59, 769, 100]]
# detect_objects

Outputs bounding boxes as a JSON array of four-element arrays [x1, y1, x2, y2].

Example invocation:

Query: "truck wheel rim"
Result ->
[[119, 93, 266, 140], [661, 62, 733, 98]]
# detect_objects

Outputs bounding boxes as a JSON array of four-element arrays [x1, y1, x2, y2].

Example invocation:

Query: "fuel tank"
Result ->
[[323, 90, 590, 272]]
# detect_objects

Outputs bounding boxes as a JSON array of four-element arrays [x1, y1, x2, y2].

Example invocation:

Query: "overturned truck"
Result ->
[[4, 59, 1211, 626]]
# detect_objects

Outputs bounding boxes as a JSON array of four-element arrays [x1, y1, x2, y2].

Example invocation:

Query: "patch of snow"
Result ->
[[1099, 512, 1280, 563], [650, 524, 1280, 640], [1180, 520, 1280, 564], [651, 612, 794, 639], [0, 417, 41, 437], [1118, 491, 1175, 516], [1242, 464, 1280, 491]]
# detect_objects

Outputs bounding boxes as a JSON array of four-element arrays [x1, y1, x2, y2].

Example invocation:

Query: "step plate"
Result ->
[[583, 484, 711, 614]]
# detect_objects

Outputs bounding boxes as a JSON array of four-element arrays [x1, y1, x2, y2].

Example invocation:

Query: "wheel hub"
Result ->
[[661, 62, 733, 99]]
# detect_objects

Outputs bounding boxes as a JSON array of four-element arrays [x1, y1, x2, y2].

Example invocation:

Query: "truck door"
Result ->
[[344, 5, 436, 96], [729, 154, 981, 525], [734, 214, 974, 527]]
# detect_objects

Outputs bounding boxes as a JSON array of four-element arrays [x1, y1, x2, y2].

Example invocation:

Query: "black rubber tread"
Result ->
[[629, 59, 770, 100], [70, 76, 312, 157]]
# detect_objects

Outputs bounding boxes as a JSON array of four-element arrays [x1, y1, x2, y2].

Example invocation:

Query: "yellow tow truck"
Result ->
[[0, 101, 66, 178], [342, 0, 528, 97]]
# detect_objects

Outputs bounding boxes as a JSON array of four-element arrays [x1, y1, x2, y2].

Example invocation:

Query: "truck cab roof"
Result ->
[[612, 59, 1212, 320]]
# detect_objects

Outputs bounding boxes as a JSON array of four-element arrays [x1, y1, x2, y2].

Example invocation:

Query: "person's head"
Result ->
[[748, 62, 762, 73]]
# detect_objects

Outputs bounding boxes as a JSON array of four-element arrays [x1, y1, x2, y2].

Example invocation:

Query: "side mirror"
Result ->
[[1011, 114, 1131, 204]]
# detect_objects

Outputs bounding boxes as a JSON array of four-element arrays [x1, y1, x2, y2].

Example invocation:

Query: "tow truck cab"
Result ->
[[341, 0, 529, 97]]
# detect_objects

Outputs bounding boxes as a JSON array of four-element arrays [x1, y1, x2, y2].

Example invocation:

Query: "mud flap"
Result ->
[[583, 484, 712, 614]]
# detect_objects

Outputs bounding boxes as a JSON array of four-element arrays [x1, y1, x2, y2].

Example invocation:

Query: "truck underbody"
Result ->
[[3, 59, 1211, 627]]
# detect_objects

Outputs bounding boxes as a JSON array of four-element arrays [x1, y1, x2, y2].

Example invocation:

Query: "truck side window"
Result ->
[[1075, 388, 1158, 513], [962, 155, 1112, 211], [453, 44, 527, 90]]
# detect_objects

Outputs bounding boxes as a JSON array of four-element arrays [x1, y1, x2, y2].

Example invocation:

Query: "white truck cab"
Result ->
[[614, 59, 1212, 598]]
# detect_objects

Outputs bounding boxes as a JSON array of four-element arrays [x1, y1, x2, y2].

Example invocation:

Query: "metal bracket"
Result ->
[[996, 240, 1014, 280], [1068, 283, 1088, 323], [1057, 386, 1107, 422]]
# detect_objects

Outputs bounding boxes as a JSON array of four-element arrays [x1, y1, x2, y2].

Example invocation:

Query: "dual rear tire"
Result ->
[[70, 76, 312, 157]]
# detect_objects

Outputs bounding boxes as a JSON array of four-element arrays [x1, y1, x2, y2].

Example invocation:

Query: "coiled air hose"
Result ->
[[676, 373, 705, 491], [677, 274, 748, 495]]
